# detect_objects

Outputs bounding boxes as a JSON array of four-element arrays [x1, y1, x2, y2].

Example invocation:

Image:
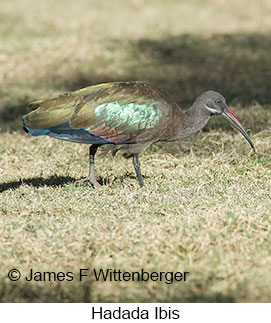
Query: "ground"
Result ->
[[0, 0, 271, 302]]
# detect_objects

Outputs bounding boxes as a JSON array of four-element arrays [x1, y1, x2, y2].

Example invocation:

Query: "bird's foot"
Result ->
[[76, 177, 101, 188]]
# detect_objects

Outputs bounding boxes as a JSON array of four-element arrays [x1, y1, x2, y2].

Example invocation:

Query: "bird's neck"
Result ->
[[177, 102, 211, 139]]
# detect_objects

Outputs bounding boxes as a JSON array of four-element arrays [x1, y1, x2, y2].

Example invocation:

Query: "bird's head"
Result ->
[[199, 90, 255, 152]]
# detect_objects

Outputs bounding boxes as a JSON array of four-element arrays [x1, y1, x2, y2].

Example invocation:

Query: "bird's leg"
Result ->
[[88, 144, 100, 187], [77, 144, 100, 187], [132, 154, 144, 187]]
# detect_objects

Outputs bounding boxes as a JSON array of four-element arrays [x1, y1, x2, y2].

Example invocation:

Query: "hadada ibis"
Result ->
[[23, 81, 255, 187]]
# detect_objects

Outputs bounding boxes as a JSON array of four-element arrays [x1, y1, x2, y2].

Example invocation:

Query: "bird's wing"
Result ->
[[24, 82, 169, 144]]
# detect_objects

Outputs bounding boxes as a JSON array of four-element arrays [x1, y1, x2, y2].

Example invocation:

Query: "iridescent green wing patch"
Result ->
[[86, 101, 163, 143], [93, 101, 162, 129]]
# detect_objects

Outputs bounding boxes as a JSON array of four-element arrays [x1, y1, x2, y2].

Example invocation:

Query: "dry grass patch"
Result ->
[[1, 128, 271, 302]]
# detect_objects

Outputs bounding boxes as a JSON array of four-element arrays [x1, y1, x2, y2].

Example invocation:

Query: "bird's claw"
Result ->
[[76, 177, 101, 188]]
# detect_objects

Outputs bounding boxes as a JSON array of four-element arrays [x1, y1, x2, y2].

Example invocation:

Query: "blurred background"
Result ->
[[0, 0, 271, 131]]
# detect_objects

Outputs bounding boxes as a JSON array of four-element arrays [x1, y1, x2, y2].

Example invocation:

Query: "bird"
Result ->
[[23, 81, 255, 187]]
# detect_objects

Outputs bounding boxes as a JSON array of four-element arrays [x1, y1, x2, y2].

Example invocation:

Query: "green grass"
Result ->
[[1, 0, 271, 302]]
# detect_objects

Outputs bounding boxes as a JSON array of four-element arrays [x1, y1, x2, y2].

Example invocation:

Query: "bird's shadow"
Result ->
[[77, 172, 148, 187], [0, 175, 77, 193], [0, 173, 145, 193]]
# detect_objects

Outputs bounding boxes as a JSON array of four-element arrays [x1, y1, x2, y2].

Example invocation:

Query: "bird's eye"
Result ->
[[216, 99, 221, 105]]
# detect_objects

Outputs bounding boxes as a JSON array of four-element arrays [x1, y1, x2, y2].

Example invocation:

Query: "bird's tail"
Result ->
[[22, 92, 76, 136], [23, 126, 50, 136], [23, 93, 109, 144], [22, 115, 50, 136]]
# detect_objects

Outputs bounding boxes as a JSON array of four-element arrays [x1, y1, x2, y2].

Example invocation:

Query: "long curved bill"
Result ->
[[222, 107, 255, 152]]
